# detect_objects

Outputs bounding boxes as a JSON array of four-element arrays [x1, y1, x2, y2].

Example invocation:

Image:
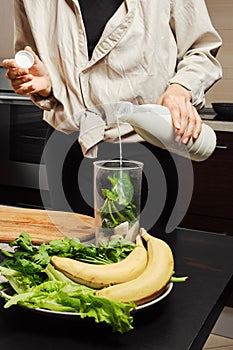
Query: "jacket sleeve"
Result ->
[[168, 0, 222, 108], [14, 0, 58, 111], [14, 0, 37, 53]]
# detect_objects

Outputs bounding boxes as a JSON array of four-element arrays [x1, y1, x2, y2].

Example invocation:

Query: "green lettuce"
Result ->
[[0, 263, 136, 333]]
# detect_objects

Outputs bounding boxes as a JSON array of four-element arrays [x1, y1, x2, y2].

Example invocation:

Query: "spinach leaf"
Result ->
[[99, 172, 137, 229]]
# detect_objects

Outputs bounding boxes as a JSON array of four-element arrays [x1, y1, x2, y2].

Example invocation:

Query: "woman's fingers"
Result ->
[[171, 102, 202, 144], [2, 48, 52, 97], [11, 74, 33, 86], [2, 58, 17, 70], [157, 84, 202, 144], [174, 101, 195, 142], [6, 67, 29, 80], [2, 56, 31, 94]]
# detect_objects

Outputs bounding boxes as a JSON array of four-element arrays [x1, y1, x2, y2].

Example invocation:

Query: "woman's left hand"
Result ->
[[157, 83, 202, 144]]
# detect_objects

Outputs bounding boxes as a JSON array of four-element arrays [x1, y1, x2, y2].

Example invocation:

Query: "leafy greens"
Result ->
[[99, 172, 138, 229], [0, 233, 136, 333]]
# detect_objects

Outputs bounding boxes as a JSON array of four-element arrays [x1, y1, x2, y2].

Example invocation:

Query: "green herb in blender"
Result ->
[[99, 172, 137, 229]]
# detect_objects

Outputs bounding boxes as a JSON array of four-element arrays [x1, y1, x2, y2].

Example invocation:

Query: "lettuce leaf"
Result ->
[[0, 264, 136, 333]]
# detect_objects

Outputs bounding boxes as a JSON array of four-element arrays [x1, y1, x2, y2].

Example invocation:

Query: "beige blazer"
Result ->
[[14, 0, 222, 156]]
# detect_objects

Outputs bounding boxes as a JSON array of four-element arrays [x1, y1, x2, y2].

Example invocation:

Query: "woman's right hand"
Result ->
[[2, 46, 52, 97]]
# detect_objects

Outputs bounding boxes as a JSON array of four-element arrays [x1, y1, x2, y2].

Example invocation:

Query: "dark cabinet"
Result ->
[[180, 131, 233, 235], [0, 94, 49, 209]]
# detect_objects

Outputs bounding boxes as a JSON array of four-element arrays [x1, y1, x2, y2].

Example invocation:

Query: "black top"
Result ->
[[78, 0, 123, 58], [0, 228, 233, 350]]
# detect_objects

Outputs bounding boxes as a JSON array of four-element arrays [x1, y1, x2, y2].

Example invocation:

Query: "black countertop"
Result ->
[[0, 228, 233, 350]]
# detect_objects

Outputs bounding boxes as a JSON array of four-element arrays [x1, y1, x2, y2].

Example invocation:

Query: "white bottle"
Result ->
[[118, 103, 216, 162]]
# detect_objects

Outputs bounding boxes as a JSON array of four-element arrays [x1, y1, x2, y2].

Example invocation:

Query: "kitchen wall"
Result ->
[[0, 0, 14, 61], [0, 0, 232, 106], [205, 0, 233, 106]]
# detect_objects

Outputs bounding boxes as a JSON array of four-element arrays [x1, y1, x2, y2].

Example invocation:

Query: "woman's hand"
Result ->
[[2, 46, 52, 97], [157, 83, 202, 144]]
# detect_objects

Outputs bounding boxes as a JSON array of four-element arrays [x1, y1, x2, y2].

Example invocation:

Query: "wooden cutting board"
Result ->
[[0, 205, 95, 245]]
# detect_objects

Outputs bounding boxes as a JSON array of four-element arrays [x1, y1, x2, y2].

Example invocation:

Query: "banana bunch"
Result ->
[[96, 228, 174, 305], [51, 234, 148, 289], [51, 228, 174, 305]]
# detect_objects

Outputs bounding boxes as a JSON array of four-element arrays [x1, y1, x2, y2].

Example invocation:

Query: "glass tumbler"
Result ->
[[94, 160, 143, 244]]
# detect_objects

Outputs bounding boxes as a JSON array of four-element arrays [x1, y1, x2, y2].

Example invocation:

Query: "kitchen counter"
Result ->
[[203, 118, 233, 132], [203, 119, 233, 132], [200, 108, 233, 132], [0, 206, 233, 350]]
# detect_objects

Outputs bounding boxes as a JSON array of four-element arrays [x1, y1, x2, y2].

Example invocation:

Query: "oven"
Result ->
[[0, 67, 49, 208]]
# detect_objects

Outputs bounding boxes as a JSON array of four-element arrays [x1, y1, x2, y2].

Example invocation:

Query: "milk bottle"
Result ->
[[118, 103, 216, 162]]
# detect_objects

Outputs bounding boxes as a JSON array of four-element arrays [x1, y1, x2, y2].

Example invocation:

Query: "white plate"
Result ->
[[133, 282, 173, 312]]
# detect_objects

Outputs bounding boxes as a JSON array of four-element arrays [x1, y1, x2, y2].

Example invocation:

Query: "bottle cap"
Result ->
[[15, 50, 34, 69]]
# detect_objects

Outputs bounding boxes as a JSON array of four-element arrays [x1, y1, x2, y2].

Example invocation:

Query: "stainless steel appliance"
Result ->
[[0, 66, 49, 208]]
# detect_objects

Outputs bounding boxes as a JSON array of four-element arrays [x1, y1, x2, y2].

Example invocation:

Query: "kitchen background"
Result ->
[[205, 0, 233, 105], [1, 0, 233, 105], [0, 0, 232, 343]]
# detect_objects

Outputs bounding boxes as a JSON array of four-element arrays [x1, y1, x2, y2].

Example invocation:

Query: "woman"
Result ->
[[2, 0, 222, 231]]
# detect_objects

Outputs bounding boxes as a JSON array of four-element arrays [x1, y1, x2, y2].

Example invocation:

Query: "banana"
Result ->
[[51, 235, 148, 289], [95, 228, 174, 305]]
